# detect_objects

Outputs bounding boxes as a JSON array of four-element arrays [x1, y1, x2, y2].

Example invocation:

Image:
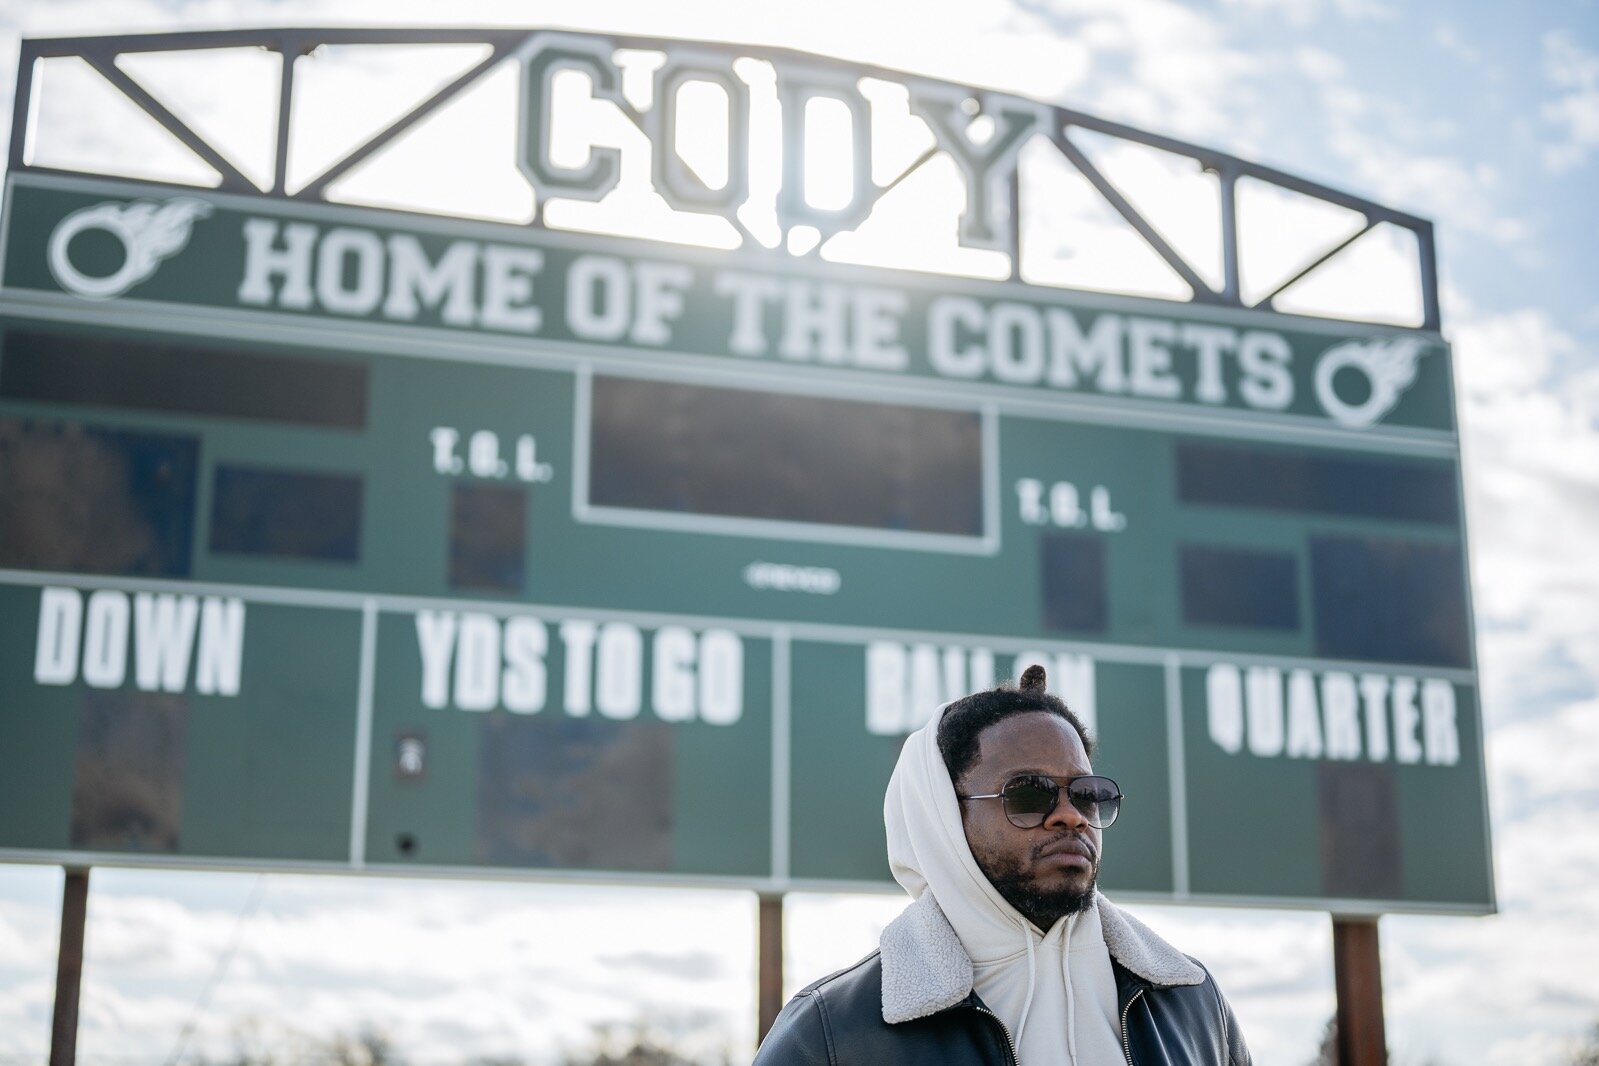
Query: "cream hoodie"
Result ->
[[883, 714, 1124, 1066]]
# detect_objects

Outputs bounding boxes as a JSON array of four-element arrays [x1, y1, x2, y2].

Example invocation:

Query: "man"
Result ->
[[755, 664, 1251, 1065]]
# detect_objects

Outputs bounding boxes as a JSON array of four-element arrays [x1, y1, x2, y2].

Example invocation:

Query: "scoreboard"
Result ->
[[0, 167, 1492, 914]]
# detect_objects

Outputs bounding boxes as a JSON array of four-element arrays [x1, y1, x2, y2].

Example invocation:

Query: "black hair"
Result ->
[[936, 664, 1095, 787]]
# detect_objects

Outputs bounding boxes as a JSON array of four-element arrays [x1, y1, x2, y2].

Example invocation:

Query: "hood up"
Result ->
[[882, 713, 1198, 1063]]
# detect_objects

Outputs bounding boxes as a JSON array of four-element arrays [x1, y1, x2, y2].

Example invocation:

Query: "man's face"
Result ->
[[957, 711, 1102, 932]]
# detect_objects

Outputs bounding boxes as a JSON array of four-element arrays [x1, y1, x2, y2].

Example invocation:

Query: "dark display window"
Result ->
[[1180, 545, 1300, 630], [1177, 441, 1458, 526], [210, 465, 363, 562], [0, 417, 198, 577], [588, 375, 984, 536], [475, 716, 673, 871], [1310, 533, 1470, 667], [1040, 532, 1108, 633], [1318, 762, 1402, 899], [450, 484, 526, 593], [0, 328, 368, 429], [72, 691, 188, 854]]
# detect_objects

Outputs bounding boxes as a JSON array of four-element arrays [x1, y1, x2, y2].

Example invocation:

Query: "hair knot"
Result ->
[[1018, 664, 1047, 693]]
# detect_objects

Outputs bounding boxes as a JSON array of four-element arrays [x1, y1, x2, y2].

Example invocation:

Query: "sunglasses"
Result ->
[[959, 773, 1123, 830]]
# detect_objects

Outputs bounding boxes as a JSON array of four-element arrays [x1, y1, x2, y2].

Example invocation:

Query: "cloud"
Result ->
[[32, 876, 760, 1063], [1541, 30, 1599, 172], [1015, 3, 1531, 267], [0, 873, 768, 1063], [595, 949, 728, 981], [1010, 0, 1265, 144], [1381, 785, 1599, 1061], [1113, 905, 1332, 1063], [1311, 82, 1525, 245], [1453, 309, 1599, 653], [1432, 23, 1483, 67], [1371, 300, 1599, 1061], [1218, 0, 1396, 27]]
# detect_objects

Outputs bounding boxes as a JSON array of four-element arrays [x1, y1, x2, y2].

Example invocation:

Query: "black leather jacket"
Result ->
[[755, 943, 1252, 1066]]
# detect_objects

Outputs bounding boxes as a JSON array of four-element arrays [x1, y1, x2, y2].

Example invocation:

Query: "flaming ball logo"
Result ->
[[1313, 337, 1428, 428], [47, 197, 212, 300]]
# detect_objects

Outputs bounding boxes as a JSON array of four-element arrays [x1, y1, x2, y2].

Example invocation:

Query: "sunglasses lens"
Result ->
[[1001, 779, 1057, 827], [1068, 777, 1121, 828]]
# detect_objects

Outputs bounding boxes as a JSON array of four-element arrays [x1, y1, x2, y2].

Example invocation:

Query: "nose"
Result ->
[[1041, 787, 1088, 831]]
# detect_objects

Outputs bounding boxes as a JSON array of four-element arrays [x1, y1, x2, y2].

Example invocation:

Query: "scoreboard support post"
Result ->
[[757, 894, 784, 1043], [49, 866, 89, 1066], [1332, 916, 1388, 1066]]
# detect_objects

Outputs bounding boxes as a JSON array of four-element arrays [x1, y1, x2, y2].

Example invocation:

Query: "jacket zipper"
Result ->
[[1119, 987, 1146, 1066], [971, 1004, 1020, 1066]]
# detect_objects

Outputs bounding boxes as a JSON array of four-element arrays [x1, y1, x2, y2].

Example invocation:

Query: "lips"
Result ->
[[1036, 835, 1096, 865]]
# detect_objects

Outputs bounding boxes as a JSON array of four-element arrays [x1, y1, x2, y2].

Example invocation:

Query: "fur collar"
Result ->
[[879, 892, 1205, 1023]]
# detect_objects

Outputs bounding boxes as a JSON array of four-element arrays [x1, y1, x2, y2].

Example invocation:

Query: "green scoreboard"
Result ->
[[0, 160, 1491, 913]]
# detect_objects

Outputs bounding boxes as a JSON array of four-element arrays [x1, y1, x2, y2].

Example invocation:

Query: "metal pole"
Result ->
[[1331, 915, 1386, 1066], [50, 867, 90, 1066], [757, 893, 784, 1044]]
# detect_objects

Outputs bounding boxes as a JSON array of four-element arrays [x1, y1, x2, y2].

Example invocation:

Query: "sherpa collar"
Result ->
[[879, 892, 1205, 1024]]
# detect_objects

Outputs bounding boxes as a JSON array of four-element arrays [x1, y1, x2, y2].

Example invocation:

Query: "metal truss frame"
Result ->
[[9, 27, 1441, 330]]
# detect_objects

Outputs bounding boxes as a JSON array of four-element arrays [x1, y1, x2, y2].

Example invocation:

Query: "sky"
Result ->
[[0, 0, 1597, 1063]]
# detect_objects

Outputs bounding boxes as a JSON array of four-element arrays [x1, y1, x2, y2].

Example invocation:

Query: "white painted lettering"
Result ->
[[480, 246, 544, 332], [909, 644, 944, 728], [133, 593, 199, 693], [34, 587, 82, 686], [1046, 311, 1125, 392], [315, 227, 385, 315], [1392, 676, 1423, 764], [1321, 671, 1362, 760], [940, 647, 967, 709], [779, 281, 849, 363], [652, 626, 697, 722], [715, 272, 785, 355], [969, 648, 997, 692], [630, 262, 692, 345], [1209, 663, 1464, 768], [416, 611, 458, 710], [1207, 663, 1244, 754], [559, 620, 598, 715], [383, 235, 479, 326], [1285, 668, 1324, 758], [594, 622, 642, 719], [82, 590, 129, 689], [237, 219, 316, 309], [1052, 653, 1097, 734], [1180, 323, 1235, 405], [1128, 318, 1181, 399], [989, 302, 1046, 384], [453, 613, 501, 712], [851, 287, 908, 370], [698, 629, 743, 725], [928, 297, 986, 378], [1239, 331, 1293, 409], [501, 616, 547, 714], [194, 598, 245, 697], [1421, 679, 1460, 765], [1245, 665, 1285, 757], [566, 254, 631, 340], [1359, 673, 1391, 762]]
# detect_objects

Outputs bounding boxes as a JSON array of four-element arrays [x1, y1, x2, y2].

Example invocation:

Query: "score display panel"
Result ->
[[0, 172, 1492, 914]]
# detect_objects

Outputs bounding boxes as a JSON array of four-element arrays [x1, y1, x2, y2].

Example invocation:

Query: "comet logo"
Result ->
[[1313, 337, 1428, 428], [47, 197, 212, 299]]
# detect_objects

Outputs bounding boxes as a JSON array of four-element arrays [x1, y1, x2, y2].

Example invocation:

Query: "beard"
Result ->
[[977, 837, 1099, 933]]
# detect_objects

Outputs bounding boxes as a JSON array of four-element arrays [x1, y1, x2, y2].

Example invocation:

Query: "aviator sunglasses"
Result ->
[[959, 773, 1124, 829]]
